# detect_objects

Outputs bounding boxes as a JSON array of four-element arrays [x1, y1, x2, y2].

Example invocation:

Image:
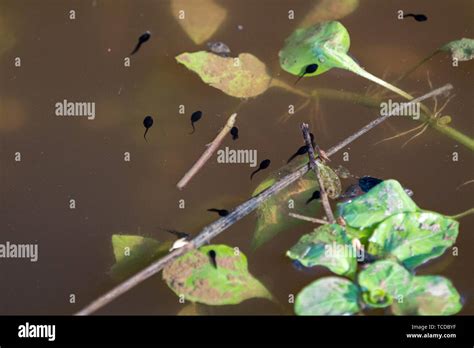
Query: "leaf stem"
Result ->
[[449, 207, 474, 220]]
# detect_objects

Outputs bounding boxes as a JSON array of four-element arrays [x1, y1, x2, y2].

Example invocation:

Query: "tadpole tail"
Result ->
[[189, 123, 195, 134], [250, 169, 259, 180], [403, 13, 415, 18], [294, 73, 304, 85], [144, 128, 149, 142], [287, 152, 298, 164], [131, 42, 141, 55]]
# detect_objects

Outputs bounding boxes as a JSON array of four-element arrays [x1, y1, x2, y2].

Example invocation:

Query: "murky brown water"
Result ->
[[0, 0, 473, 315]]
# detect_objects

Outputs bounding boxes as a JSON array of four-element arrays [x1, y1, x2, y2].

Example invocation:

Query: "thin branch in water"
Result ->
[[456, 179, 474, 190], [177, 113, 237, 190], [301, 123, 335, 223], [288, 212, 328, 225], [75, 84, 453, 316]]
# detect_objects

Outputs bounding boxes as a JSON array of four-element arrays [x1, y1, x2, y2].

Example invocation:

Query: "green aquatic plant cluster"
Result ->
[[288, 180, 462, 315]]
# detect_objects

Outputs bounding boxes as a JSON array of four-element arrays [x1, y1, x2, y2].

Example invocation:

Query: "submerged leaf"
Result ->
[[110, 235, 171, 280], [252, 158, 319, 249], [170, 0, 227, 44], [286, 224, 357, 276], [163, 244, 272, 305], [295, 277, 360, 315], [0, 15, 15, 57], [337, 180, 419, 230], [368, 211, 459, 270], [300, 0, 359, 27], [358, 260, 412, 308], [176, 51, 272, 98], [391, 276, 462, 315], [441, 38, 474, 62]]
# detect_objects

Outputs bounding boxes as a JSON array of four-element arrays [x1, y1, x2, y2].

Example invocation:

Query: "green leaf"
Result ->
[[358, 260, 412, 308], [176, 51, 272, 98], [338, 179, 418, 230], [300, 0, 359, 27], [441, 38, 474, 62], [392, 276, 463, 315], [162, 244, 272, 305], [279, 21, 413, 99], [279, 21, 351, 77], [295, 277, 360, 315], [368, 211, 459, 269], [252, 158, 319, 249], [170, 0, 227, 45], [110, 235, 171, 280], [286, 224, 357, 276]]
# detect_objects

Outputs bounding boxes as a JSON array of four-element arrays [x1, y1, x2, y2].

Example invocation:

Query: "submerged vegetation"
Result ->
[[68, 1, 473, 315]]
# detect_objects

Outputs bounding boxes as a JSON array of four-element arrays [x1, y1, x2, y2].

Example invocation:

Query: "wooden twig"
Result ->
[[177, 113, 237, 190], [288, 212, 328, 225], [76, 84, 453, 316], [301, 123, 336, 223]]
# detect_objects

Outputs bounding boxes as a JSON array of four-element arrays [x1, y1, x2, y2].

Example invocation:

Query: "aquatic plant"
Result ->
[[279, 21, 414, 100], [289, 180, 463, 315]]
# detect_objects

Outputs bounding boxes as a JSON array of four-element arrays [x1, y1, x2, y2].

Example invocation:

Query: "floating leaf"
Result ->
[[163, 244, 272, 305], [286, 224, 357, 276], [295, 277, 360, 315], [317, 162, 342, 198], [300, 0, 359, 27], [368, 211, 459, 270], [279, 21, 413, 99], [391, 276, 462, 315], [337, 180, 419, 231], [358, 260, 412, 308], [176, 51, 272, 98], [440, 38, 474, 62], [110, 235, 171, 280], [170, 0, 227, 44], [252, 158, 319, 249]]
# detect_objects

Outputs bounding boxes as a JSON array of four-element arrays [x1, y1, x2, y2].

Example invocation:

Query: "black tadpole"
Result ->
[[403, 13, 428, 22], [189, 110, 202, 134], [295, 63, 319, 85], [358, 176, 383, 192], [208, 250, 218, 269], [305, 190, 321, 205], [143, 115, 153, 142], [159, 227, 190, 240], [230, 126, 239, 140], [250, 159, 271, 180], [131, 31, 151, 55], [207, 208, 230, 217], [287, 145, 308, 164]]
